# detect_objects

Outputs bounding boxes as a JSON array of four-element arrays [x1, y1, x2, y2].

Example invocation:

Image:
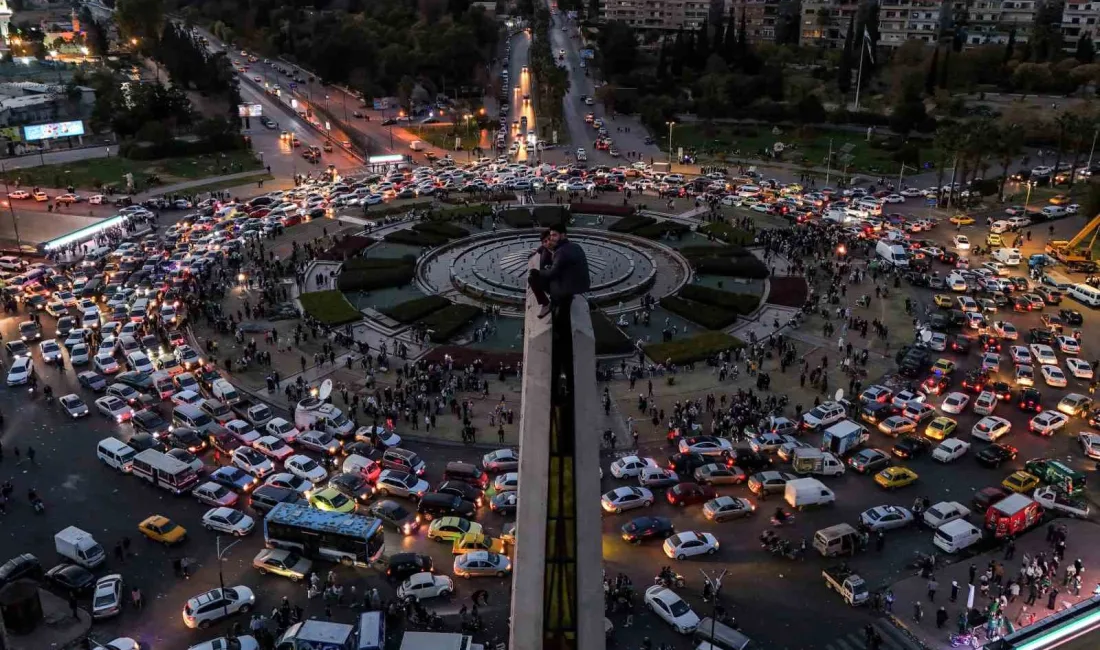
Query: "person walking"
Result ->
[[936, 607, 948, 629], [1048, 588, 1060, 610], [927, 578, 938, 602], [950, 581, 959, 603], [913, 601, 923, 622]]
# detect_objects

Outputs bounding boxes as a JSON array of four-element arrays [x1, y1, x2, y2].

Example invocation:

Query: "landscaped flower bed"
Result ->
[[299, 290, 362, 326], [767, 276, 810, 307], [412, 222, 470, 239], [336, 258, 415, 292], [380, 295, 452, 324], [499, 208, 534, 228], [570, 202, 636, 217], [631, 221, 690, 240], [679, 285, 761, 315], [420, 303, 481, 342], [607, 215, 657, 233], [422, 345, 523, 370], [384, 229, 450, 247], [698, 222, 755, 246], [591, 310, 634, 355], [533, 206, 569, 227], [659, 295, 739, 329], [644, 331, 743, 365]]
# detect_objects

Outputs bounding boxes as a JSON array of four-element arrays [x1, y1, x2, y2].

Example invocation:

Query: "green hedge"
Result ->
[[380, 295, 452, 324], [364, 201, 433, 216], [679, 285, 761, 315], [608, 215, 656, 233], [427, 204, 494, 222], [591, 310, 634, 355], [632, 221, 690, 240], [300, 290, 362, 326], [499, 208, 534, 228], [343, 257, 416, 271], [420, 304, 481, 343], [644, 331, 744, 365], [336, 262, 415, 292], [384, 229, 450, 247], [412, 222, 470, 239], [533, 205, 570, 227], [660, 296, 739, 329], [680, 245, 751, 259], [698, 222, 755, 246], [693, 256, 769, 279]]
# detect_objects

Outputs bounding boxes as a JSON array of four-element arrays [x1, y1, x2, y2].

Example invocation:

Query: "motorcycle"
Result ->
[[949, 632, 979, 648], [908, 551, 935, 571], [770, 512, 795, 527], [654, 573, 685, 589]]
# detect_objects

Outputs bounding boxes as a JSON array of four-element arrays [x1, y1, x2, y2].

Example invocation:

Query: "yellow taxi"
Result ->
[[987, 233, 1003, 247], [932, 359, 956, 376], [308, 487, 357, 513], [138, 515, 187, 546], [949, 215, 976, 225], [1002, 471, 1040, 494], [874, 466, 919, 490], [452, 532, 507, 555], [934, 294, 954, 308], [924, 417, 958, 441], [1049, 194, 1070, 205]]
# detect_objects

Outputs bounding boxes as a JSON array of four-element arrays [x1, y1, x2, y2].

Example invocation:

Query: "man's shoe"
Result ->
[[537, 304, 551, 319]]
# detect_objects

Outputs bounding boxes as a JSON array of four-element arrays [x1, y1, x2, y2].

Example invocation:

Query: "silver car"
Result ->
[[375, 470, 429, 500], [453, 551, 512, 578], [693, 464, 746, 486], [702, 496, 755, 522], [481, 448, 519, 472], [858, 505, 914, 532]]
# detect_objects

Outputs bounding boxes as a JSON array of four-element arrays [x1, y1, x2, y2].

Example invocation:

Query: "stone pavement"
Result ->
[[887, 519, 1100, 649], [8, 588, 92, 650]]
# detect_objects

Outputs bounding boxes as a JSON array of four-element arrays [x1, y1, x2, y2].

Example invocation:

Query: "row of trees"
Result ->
[[150, 23, 241, 117], [525, 7, 568, 136]]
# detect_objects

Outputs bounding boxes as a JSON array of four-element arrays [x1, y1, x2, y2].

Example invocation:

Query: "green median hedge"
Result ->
[[342, 257, 416, 271], [692, 256, 769, 278], [632, 221, 690, 240], [384, 229, 450, 247], [591, 310, 634, 355], [299, 290, 362, 326], [679, 285, 761, 315], [698, 222, 755, 246], [608, 215, 656, 233], [644, 331, 744, 365], [533, 206, 569, 227], [380, 295, 452, 324], [412, 222, 470, 239], [336, 258, 415, 292], [499, 208, 534, 228], [660, 296, 739, 329], [680, 245, 751, 259], [420, 303, 481, 343]]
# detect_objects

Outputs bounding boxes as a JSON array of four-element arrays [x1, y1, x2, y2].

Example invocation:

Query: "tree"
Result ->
[[697, 21, 710, 60], [925, 48, 939, 96], [1067, 115, 1094, 188], [657, 39, 668, 78], [890, 79, 928, 136], [939, 48, 951, 88], [116, 0, 165, 47], [1076, 33, 1095, 64], [723, 12, 737, 64], [837, 15, 855, 94], [795, 94, 826, 123], [995, 122, 1024, 200], [671, 28, 685, 77], [596, 20, 638, 79], [712, 17, 724, 55], [1013, 62, 1053, 94], [1004, 27, 1017, 64]]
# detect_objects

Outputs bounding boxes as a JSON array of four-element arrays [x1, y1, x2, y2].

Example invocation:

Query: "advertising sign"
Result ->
[[0, 126, 22, 143], [372, 98, 391, 111], [237, 104, 263, 117], [580, 49, 594, 60], [23, 120, 84, 141], [368, 154, 404, 164]]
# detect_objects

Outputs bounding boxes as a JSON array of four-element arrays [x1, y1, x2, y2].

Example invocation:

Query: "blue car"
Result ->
[[209, 466, 258, 493]]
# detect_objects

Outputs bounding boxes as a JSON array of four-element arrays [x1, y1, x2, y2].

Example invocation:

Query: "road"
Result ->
[[506, 31, 538, 163]]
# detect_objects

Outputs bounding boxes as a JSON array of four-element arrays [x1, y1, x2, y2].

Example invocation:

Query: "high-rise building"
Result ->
[[0, 0, 13, 46], [725, 0, 784, 44], [800, 0, 861, 48], [600, 0, 715, 31], [877, 0, 947, 47]]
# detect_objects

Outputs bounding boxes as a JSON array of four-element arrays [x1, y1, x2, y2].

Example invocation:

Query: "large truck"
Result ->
[[399, 631, 485, 650], [822, 565, 868, 606], [821, 420, 869, 456], [1024, 458, 1086, 496], [54, 526, 106, 569], [1032, 486, 1090, 519]]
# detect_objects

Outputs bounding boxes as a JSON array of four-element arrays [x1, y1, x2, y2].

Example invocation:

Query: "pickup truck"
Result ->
[[231, 397, 274, 428], [1032, 486, 1090, 519], [823, 565, 868, 606]]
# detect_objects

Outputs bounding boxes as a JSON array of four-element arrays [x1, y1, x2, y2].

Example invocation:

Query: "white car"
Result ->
[[972, 416, 1011, 442], [932, 438, 970, 463], [6, 357, 34, 386], [226, 420, 261, 446], [126, 351, 154, 373], [973, 391, 997, 415], [39, 339, 62, 363], [253, 436, 295, 462], [940, 392, 970, 415], [1029, 344, 1058, 366], [1067, 358, 1094, 380], [182, 586, 256, 629], [355, 425, 401, 448], [952, 235, 971, 250], [202, 507, 255, 536], [678, 436, 734, 456], [662, 531, 719, 560], [1078, 432, 1100, 460], [193, 482, 240, 507], [610, 456, 659, 479], [95, 395, 133, 422], [891, 390, 925, 410], [1057, 336, 1081, 355], [644, 585, 700, 634], [93, 353, 120, 375], [187, 638, 259, 650], [91, 574, 124, 619], [1041, 364, 1067, 388], [60, 393, 89, 418], [601, 486, 654, 513], [265, 473, 314, 496], [946, 274, 968, 292], [993, 321, 1018, 340], [396, 572, 454, 601], [266, 418, 300, 444], [285, 454, 327, 483], [1010, 346, 1031, 365], [922, 501, 971, 528], [232, 447, 274, 478], [70, 343, 90, 365], [172, 389, 203, 407], [493, 472, 519, 492], [1029, 411, 1069, 436]]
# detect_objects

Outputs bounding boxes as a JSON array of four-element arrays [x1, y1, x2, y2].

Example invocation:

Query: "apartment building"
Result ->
[[953, 0, 1037, 45], [724, 0, 783, 44], [600, 0, 717, 30], [800, 0, 861, 48], [1062, 0, 1100, 50], [877, 0, 945, 47]]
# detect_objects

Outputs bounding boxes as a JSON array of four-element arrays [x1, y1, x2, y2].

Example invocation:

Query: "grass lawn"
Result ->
[[415, 125, 483, 152], [0, 149, 263, 192], [163, 172, 274, 198], [665, 123, 941, 177], [299, 290, 362, 326]]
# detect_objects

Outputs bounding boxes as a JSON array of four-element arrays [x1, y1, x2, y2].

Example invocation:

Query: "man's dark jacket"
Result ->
[[538, 238, 590, 298]]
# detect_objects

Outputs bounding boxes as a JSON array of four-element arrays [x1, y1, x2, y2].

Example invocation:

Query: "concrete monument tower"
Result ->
[[0, 0, 12, 46]]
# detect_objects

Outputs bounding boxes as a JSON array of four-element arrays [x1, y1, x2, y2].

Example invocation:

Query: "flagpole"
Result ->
[[854, 39, 865, 112]]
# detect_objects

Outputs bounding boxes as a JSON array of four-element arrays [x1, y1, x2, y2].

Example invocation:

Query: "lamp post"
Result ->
[[666, 121, 676, 166], [1023, 180, 1035, 213], [216, 536, 243, 619], [0, 164, 24, 253], [700, 568, 728, 645]]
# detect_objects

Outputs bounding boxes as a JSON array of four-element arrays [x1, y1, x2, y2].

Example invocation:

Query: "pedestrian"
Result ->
[[1048, 588, 1059, 610], [26, 446, 35, 465], [936, 607, 948, 629], [69, 594, 79, 618], [122, 536, 131, 557], [876, 531, 885, 551], [114, 541, 125, 563], [131, 587, 143, 611], [1006, 537, 1016, 560], [927, 578, 938, 602], [969, 564, 977, 584], [913, 601, 923, 622], [950, 580, 959, 603], [172, 557, 183, 578], [884, 590, 894, 612]]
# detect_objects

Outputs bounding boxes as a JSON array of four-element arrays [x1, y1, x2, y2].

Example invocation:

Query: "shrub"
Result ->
[[499, 208, 534, 228], [644, 331, 744, 365], [697, 222, 755, 246], [679, 285, 761, 315], [767, 276, 810, 307], [660, 296, 739, 329], [380, 295, 451, 323], [591, 310, 634, 355], [693, 256, 769, 279], [412, 222, 470, 239], [632, 221, 690, 240], [429, 204, 494, 221], [570, 202, 636, 217], [420, 303, 481, 343], [364, 201, 433, 216], [336, 262, 415, 292], [299, 290, 361, 326], [679, 245, 751, 259], [608, 215, 657, 233], [384, 229, 450, 247], [342, 257, 415, 271], [533, 205, 570, 227]]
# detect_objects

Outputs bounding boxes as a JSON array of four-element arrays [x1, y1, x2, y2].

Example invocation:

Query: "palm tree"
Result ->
[[995, 122, 1024, 201]]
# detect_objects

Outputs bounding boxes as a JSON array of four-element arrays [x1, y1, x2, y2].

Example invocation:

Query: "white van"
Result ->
[[97, 437, 138, 472], [357, 611, 385, 650], [933, 519, 983, 553], [409, 140, 425, 152], [1041, 205, 1067, 219], [0, 256, 23, 271], [784, 477, 836, 509], [856, 198, 883, 216], [993, 248, 1022, 266], [1069, 283, 1100, 308], [875, 240, 909, 267]]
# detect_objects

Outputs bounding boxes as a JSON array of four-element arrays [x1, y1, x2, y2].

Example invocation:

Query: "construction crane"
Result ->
[[1045, 213, 1100, 263]]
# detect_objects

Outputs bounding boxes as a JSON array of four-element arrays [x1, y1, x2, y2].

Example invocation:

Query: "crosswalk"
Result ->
[[823, 619, 925, 650]]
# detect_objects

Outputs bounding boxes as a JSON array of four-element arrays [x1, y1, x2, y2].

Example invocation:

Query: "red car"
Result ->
[[666, 482, 717, 507]]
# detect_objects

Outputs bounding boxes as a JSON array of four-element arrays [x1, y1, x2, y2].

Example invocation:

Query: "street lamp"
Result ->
[[1024, 180, 1035, 212], [216, 536, 243, 618], [700, 568, 728, 645], [666, 121, 676, 166], [0, 163, 24, 253]]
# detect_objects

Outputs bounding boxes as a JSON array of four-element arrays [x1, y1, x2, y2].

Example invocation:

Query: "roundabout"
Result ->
[[415, 227, 693, 311]]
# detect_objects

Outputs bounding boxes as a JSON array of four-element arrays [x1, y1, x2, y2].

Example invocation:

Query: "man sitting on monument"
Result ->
[[528, 222, 590, 319]]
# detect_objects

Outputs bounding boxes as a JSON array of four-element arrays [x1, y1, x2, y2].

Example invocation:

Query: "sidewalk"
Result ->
[[135, 169, 274, 199]]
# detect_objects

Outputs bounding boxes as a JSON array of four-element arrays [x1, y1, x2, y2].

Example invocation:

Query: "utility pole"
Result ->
[[1085, 127, 1099, 179], [216, 536, 243, 619], [0, 163, 23, 252], [825, 139, 833, 187], [700, 568, 728, 646]]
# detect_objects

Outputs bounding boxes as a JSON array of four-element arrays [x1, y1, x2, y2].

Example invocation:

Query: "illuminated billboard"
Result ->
[[23, 120, 85, 141], [237, 104, 263, 117]]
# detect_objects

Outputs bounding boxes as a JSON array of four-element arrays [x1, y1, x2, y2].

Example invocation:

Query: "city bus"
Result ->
[[264, 503, 385, 567], [130, 449, 200, 495]]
